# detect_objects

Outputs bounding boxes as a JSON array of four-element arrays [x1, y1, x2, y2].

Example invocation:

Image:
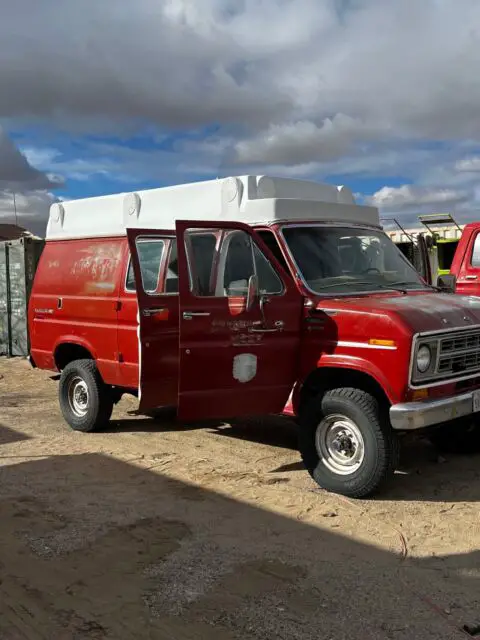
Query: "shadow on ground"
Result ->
[[0, 423, 31, 445], [110, 411, 480, 504], [0, 442, 478, 639]]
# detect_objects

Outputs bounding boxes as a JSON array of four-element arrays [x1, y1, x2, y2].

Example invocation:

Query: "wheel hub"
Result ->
[[68, 377, 89, 417], [315, 414, 365, 476]]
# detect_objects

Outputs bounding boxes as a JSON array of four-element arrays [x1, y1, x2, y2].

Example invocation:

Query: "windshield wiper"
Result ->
[[315, 281, 411, 294], [381, 281, 413, 294]]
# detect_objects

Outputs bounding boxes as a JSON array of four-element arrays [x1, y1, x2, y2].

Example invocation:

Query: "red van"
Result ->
[[28, 176, 480, 498]]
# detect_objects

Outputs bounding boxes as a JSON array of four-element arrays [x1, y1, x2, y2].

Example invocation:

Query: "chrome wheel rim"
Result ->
[[68, 376, 89, 417], [315, 414, 365, 476]]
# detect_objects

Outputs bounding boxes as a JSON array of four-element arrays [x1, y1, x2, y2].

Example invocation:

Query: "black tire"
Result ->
[[428, 418, 480, 454], [298, 388, 400, 498], [59, 359, 114, 432]]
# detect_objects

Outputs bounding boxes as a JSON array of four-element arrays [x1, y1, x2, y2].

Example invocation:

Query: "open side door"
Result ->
[[175, 219, 304, 422], [126, 228, 179, 412]]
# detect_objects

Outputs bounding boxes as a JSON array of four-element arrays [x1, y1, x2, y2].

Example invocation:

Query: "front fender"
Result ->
[[287, 354, 402, 417], [317, 354, 399, 403]]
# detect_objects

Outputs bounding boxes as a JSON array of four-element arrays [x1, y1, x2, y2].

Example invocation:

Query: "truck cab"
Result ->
[[29, 176, 480, 498], [447, 222, 480, 296]]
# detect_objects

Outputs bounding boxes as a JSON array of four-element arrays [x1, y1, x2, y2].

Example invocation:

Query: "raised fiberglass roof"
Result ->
[[46, 175, 380, 240]]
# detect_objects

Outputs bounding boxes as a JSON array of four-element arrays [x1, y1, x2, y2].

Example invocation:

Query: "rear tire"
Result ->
[[428, 418, 480, 454], [298, 388, 399, 498], [59, 359, 114, 432]]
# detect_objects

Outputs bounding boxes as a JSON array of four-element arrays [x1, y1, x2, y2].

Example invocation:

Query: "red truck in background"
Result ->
[[384, 215, 480, 296], [446, 222, 480, 295]]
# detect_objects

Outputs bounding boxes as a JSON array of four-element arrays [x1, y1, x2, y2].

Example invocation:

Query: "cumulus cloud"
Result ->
[[455, 156, 480, 172], [365, 185, 470, 210], [4, 0, 480, 229], [0, 128, 61, 191], [0, 128, 62, 235], [2, 0, 480, 161], [233, 115, 379, 165], [0, 190, 58, 236], [0, 0, 292, 129]]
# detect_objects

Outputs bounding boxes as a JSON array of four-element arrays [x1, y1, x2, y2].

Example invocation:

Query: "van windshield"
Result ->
[[282, 225, 427, 294]]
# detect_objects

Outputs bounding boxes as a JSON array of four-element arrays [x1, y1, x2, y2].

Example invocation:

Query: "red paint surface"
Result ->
[[299, 291, 480, 406], [29, 238, 124, 384]]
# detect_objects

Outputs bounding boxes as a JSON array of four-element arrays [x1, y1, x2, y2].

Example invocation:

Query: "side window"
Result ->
[[185, 228, 283, 297], [126, 261, 135, 291], [471, 234, 480, 267], [165, 240, 179, 293], [253, 244, 283, 295], [256, 230, 289, 272], [186, 232, 218, 295], [222, 231, 255, 296], [222, 231, 283, 296], [126, 239, 165, 294]]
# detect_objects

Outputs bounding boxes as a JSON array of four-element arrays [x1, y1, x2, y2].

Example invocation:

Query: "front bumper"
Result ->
[[390, 391, 478, 431]]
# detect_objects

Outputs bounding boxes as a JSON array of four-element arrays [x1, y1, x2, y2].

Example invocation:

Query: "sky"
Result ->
[[2, 0, 480, 236]]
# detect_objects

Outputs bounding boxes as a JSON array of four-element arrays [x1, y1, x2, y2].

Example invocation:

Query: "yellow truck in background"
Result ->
[[384, 213, 464, 285]]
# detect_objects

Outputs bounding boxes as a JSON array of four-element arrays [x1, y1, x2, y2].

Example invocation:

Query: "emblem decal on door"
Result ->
[[232, 353, 257, 383]]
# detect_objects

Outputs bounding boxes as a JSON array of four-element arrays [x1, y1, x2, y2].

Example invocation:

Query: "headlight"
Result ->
[[416, 344, 432, 373]]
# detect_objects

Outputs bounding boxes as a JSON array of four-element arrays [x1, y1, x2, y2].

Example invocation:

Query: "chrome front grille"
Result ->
[[437, 329, 480, 377]]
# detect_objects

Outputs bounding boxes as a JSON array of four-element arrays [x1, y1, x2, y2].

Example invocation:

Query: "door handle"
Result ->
[[249, 320, 284, 333], [183, 311, 211, 320], [142, 307, 167, 317], [465, 275, 477, 280]]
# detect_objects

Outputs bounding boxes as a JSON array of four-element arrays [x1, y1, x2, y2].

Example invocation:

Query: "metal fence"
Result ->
[[0, 237, 44, 357]]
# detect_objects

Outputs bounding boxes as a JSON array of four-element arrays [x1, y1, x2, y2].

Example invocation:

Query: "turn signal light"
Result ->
[[368, 338, 396, 347], [411, 388, 429, 401]]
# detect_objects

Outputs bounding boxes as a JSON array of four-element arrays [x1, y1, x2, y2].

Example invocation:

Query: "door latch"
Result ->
[[182, 311, 211, 320], [142, 307, 167, 317]]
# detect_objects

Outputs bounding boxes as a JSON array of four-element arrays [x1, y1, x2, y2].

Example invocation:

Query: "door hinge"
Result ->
[[114, 300, 122, 311]]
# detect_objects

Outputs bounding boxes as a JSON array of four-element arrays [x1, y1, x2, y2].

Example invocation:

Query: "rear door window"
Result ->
[[126, 239, 165, 294]]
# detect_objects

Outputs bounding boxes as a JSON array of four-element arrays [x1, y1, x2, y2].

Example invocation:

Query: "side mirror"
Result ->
[[437, 274, 456, 293], [246, 274, 258, 312]]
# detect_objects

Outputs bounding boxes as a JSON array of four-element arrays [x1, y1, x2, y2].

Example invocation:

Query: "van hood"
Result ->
[[318, 292, 480, 335]]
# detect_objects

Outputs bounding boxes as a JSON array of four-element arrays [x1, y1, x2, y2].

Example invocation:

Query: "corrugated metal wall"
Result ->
[[0, 238, 44, 357], [0, 242, 9, 354]]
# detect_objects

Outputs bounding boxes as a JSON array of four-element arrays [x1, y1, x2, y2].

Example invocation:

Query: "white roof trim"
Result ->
[[46, 175, 380, 240]]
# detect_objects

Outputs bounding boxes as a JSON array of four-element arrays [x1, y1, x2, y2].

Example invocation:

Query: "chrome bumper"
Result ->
[[390, 391, 478, 431]]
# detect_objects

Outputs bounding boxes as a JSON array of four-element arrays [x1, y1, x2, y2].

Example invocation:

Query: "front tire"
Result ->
[[59, 359, 114, 432], [298, 388, 399, 498]]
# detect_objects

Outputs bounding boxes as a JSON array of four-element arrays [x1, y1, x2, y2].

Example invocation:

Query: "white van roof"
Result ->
[[46, 175, 380, 240]]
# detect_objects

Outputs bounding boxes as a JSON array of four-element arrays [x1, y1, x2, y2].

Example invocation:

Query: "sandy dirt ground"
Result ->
[[0, 357, 479, 639]]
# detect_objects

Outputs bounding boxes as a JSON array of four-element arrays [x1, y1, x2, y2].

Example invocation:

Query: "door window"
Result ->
[[126, 238, 165, 294], [187, 233, 218, 295], [164, 241, 179, 293], [256, 229, 289, 271], [185, 228, 283, 297]]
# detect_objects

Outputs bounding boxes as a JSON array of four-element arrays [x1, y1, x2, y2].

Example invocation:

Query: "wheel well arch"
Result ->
[[54, 343, 94, 371], [298, 367, 391, 413]]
